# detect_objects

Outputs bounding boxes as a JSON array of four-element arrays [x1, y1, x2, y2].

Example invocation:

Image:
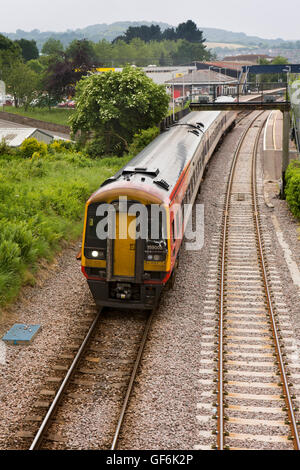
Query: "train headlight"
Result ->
[[145, 240, 167, 262], [145, 252, 166, 262], [88, 249, 106, 260]]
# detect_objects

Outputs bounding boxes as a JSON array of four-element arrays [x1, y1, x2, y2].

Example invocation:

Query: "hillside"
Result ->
[[1, 21, 298, 51], [200, 27, 285, 47], [2, 21, 172, 49]]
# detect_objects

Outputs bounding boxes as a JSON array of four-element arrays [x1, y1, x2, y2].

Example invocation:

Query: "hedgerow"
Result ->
[[285, 160, 300, 219], [20, 137, 47, 158], [0, 146, 128, 308]]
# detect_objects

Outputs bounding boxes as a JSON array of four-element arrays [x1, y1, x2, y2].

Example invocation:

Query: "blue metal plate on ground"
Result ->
[[2, 324, 41, 345]]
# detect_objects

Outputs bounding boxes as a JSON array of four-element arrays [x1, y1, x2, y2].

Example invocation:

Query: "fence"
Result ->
[[159, 107, 190, 132]]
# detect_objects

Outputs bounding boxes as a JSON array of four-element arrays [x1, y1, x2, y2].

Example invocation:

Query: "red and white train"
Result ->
[[81, 97, 237, 309]]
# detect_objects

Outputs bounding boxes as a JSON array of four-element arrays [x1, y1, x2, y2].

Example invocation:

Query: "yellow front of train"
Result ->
[[81, 184, 172, 309]]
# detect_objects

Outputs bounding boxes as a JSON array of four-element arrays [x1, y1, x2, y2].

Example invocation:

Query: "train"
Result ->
[[80, 97, 237, 309]]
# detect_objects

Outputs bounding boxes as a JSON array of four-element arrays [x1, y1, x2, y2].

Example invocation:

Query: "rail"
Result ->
[[216, 111, 300, 450]]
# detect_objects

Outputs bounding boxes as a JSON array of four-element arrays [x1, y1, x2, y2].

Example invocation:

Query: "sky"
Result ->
[[1, 0, 299, 41]]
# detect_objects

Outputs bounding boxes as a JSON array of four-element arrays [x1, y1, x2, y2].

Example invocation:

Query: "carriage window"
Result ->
[[172, 219, 175, 243], [176, 211, 181, 238], [85, 203, 107, 248]]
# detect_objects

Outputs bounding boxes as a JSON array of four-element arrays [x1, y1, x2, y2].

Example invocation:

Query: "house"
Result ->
[[0, 127, 55, 147]]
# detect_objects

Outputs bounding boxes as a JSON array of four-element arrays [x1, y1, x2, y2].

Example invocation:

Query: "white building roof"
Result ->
[[143, 66, 196, 85], [0, 127, 54, 146], [164, 69, 238, 85]]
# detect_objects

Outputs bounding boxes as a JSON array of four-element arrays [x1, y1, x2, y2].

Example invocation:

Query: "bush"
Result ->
[[31, 151, 41, 160], [0, 138, 14, 156], [128, 126, 160, 156], [84, 137, 109, 159], [49, 139, 74, 153], [285, 160, 300, 219], [20, 138, 47, 159]]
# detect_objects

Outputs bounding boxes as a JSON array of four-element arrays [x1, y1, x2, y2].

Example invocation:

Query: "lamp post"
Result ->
[[283, 65, 291, 78], [208, 65, 213, 99], [191, 68, 194, 101], [283, 66, 291, 96], [0, 80, 5, 110], [172, 73, 175, 121], [212, 66, 221, 98]]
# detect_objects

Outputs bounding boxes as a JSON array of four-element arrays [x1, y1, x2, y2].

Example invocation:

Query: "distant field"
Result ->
[[205, 42, 255, 49], [2, 106, 74, 127]]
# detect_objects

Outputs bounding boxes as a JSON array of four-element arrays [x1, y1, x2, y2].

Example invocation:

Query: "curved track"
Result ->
[[216, 111, 300, 450]]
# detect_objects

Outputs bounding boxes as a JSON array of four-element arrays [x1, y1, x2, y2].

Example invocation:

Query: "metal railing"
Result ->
[[160, 107, 190, 132], [185, 81, 289, 104]]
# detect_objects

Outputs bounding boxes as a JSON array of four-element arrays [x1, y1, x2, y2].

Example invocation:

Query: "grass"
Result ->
[[285, 159, 300, 220], [0, 150, 130, 309], [2, 106, 74, 127], [2, 102, 187, 127]]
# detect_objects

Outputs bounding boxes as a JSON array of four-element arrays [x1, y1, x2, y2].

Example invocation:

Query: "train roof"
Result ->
[[93, 97, 234, 201]]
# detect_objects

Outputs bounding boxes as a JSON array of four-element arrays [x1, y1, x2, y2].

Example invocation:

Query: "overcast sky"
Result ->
[[1, 0, 299, 41]]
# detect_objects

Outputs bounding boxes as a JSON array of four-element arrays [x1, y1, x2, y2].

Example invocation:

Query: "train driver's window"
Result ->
[[172, 219, 175, 244]]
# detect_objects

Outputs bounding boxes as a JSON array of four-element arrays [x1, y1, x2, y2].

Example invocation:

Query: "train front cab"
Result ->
[[81, 191, 172, 310]]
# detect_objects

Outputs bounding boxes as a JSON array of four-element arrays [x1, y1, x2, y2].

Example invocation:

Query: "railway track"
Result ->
[[23, 307, 154, 450], [215, 111, 300, 450]]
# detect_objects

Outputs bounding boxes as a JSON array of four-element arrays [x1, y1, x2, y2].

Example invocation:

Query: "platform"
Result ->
[[262, 110, 298, 205], [189, 101, 290, 112], [2, 324, 41, 345]]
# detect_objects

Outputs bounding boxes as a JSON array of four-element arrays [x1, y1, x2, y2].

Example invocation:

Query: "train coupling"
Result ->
[[114, 283, 132, 300]]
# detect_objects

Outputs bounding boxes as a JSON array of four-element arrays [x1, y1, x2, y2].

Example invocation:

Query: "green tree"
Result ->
[[15, 39, 39, 61], [94, 39, 113, 66], [41, 38, 64, 56], [113, 20, 206, 44], [43, 39, 99, 102], [5, 62, 39, 109], [70, 66, 169, 155], [0, 34, 22, 80], [43, 54, 74, 101], [171, 40, 210, 65], [66, 39, 97, 70], [175, 20, 205, 43], [0, 34, 21, 56], [27, 59, 45, 74]]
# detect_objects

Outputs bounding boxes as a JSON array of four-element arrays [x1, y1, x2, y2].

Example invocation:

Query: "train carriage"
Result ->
[[81, 97, 236, 309]]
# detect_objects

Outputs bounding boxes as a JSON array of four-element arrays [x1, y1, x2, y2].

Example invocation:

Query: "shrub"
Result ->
[[84, 137, 107, 159], [49, 139, 74, 153], [285, 160, 300, 219], [0, 221, 36, 264], [0, 138, 13, 156], [128, 126, 160, 156], [31, 151, 41, 160], [20, 138, 47, 159], [0, 240, 21, 273]]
